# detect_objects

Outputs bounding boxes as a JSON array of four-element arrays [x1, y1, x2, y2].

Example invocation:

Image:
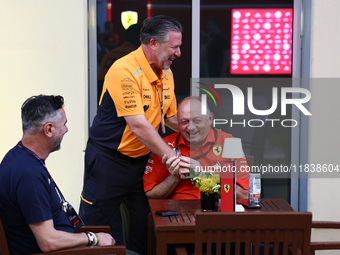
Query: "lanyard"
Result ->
[[175, 128, 218, 160], [153, 81, 166, 133], [17, 141, 67, 205]]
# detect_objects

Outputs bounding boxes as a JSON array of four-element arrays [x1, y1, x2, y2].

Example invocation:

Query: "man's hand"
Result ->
[[96, 232, 116, 246], [162, 155, 181, 178], [178, 156, 202, 175]]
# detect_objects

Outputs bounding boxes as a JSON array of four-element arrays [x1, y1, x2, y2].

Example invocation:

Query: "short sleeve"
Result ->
[[17, 171, 53, 224], [104, 66, 144, 117], [165, 95, 177, 119], [143, 153, 169, 192]]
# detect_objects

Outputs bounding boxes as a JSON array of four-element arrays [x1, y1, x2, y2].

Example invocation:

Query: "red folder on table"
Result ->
[[220, 161, 236, 212]]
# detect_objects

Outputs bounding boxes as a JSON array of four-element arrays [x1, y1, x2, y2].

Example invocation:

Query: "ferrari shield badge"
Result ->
[[224, 184, 230, 193], [213, 145, 222, 156]]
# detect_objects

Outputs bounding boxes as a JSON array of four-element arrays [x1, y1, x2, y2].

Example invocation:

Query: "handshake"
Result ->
[[162, 150, 201, 179]]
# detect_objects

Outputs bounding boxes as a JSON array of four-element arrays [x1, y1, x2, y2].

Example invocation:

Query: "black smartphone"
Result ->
[[238, 199, 261, 209], [155, 210, 178, 216]]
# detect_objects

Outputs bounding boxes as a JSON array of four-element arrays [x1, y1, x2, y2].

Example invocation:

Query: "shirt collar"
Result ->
[[135, 46, 159, 83]]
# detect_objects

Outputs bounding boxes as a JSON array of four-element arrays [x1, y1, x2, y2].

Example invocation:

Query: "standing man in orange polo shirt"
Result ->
[[143, 96, 249, 200], [79, 15, 182, 255]]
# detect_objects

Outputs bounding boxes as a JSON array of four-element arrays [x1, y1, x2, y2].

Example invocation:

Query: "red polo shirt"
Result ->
[[144, 128, 249, 199]]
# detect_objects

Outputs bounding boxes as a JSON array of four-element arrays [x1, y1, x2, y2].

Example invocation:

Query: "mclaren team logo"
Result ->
[[213, 145, 222, 156], [224, 184, 230, 193]]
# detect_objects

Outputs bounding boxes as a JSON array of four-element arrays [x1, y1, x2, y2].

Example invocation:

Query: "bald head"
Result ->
[[177, 97, 213, 149]]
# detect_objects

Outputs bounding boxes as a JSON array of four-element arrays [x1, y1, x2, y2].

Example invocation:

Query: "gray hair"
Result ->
[[21, 95, 64, 134], [140, 15, 182, 44]]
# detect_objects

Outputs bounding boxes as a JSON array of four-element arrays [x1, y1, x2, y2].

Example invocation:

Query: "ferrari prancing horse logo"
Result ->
[[224, 184, 230, 193], [213, 145, 222, 156]]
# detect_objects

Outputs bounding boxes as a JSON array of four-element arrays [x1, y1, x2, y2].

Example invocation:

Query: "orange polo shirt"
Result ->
[[90, 46, 177, 157], [144, 128, 249, 199]]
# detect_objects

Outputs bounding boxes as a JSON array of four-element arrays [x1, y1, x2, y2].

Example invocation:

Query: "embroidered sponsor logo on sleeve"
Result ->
[[144, 165, 153, 174]]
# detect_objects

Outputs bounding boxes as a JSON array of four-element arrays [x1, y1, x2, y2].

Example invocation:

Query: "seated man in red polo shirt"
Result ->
[[143, 96, 249, 200]]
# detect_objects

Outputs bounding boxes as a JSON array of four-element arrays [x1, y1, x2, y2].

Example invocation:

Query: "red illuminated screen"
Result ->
[[230, 8, 293, 75]]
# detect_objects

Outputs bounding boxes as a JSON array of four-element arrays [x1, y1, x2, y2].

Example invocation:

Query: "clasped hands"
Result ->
[[162, 154, 201, 179]]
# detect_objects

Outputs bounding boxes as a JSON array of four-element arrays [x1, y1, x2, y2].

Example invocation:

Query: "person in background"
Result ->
[[100, 21, 120, 51], [97, 23, 143, 104], [79, 15, 183, 255], [0, 95, 115, 255], [144, 96, 249, 200], [206, 16, 230, 77]]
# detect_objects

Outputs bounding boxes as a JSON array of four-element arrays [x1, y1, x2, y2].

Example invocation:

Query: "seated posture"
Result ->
[[143, 96, 249, 200], [0, 95, 115, 254]]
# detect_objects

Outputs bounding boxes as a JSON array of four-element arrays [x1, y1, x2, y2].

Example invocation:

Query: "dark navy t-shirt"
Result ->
[[0, 143, 74, 255]]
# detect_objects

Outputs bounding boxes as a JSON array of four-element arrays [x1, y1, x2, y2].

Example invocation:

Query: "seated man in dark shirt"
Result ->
[[0, 95, 114, 254]]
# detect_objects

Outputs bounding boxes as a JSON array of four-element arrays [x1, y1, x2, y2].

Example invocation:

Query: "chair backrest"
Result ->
[[0, 218, 10, 255], [194, 211, 312, 255]]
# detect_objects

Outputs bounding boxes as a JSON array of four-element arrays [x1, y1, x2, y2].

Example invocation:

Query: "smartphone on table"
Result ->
[[155, 210, 178, 216]]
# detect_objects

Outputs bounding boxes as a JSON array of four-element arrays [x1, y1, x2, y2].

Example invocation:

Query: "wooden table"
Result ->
[[148, 198, 295, 255]]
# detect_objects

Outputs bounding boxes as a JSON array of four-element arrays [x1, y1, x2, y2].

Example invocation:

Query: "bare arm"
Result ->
[[164, 114, 178, 132], [236, 184, 249, 200], [30, 220, 115, 252], [125, 115, 176, 158]]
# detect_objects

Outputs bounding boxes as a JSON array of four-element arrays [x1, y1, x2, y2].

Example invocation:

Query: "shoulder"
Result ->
[[107, 49, 141, 75], [0, 147, 47, 182], [216, 129, 235, 139]]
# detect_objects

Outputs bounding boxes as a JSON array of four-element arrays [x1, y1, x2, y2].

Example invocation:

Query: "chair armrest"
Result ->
[[175, 247, 188, 255], [76, 225, 111, 234], [310, 221, 340, 254], [29, 245, 126, 255], [310, 242, 340, 254], [312, 221, 340, 229]]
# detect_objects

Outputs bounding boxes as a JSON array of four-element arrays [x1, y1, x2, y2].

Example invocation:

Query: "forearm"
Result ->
[[236, 184, 249, 200], [41, 231, 89, 252], [126, 115, 176, 158], [30, 220, 114, 252], [146, 174, 180, 199], [30, 221, 88, 252]]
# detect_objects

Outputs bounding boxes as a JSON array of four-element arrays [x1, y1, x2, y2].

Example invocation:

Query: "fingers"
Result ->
[[162, 155, 181, 177], [179, 167, 190, 179], [161, 154, 168, 165]]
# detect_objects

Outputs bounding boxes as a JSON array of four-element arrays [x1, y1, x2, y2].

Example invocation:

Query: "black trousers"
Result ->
[[79, 141, 150, 255]]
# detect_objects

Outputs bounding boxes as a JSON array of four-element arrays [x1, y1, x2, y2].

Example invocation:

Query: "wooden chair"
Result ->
[[176, 211, 312, 255], [310, 221, 340, 255], [0, 218, 126, 255]]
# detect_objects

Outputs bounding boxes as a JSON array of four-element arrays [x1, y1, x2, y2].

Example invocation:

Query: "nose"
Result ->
[[189, 120, 196, 131], [65, 125, 69, 133], [175, 47, 181, 58]]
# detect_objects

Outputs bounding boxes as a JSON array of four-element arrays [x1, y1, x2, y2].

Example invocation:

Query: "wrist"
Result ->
[[86, 231, 98, 246], [169, 172, 181, 182]]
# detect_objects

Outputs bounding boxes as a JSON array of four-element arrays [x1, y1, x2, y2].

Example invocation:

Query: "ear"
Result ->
[[208, 112, 214, 126], [43, 122, 54, 138], [149, 38, 158, 50]]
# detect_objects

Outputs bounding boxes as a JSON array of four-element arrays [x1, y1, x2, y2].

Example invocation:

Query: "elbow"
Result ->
[[146, 190, 165, 199], [146, 190, 158, 199], [37, 239, 58, 253], [39, 244, 54, 253]]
